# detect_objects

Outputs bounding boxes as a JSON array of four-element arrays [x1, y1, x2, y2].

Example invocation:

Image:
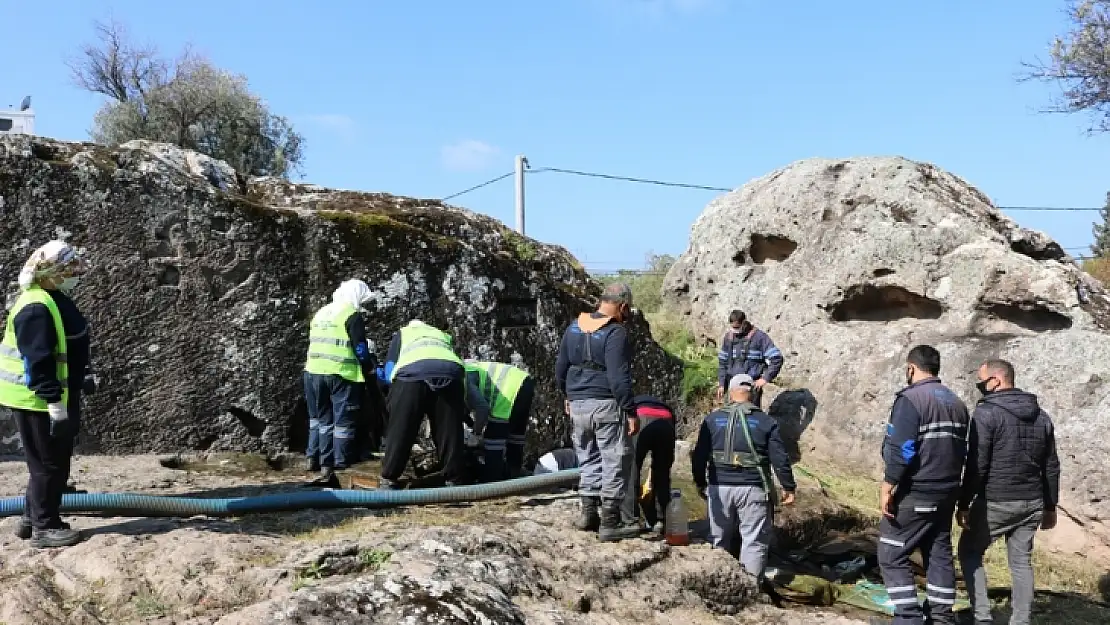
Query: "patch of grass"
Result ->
[[358, 548, 392, 569], [502, 229, 538, 261], [647, 311, 718, 403], [131, 588, 169, 618]]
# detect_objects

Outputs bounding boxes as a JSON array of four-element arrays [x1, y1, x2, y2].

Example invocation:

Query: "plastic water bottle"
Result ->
[[665, 488, 689, 546]]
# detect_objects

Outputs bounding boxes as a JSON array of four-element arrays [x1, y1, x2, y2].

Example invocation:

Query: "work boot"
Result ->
[[308, 467, 340, 487], [304, 457, 320, 473], [574, 496, 601, 532], [378, 477, 400, 490], [598, 501, 643, 542], [29, 526, 82, 549], [15, 513, 71, 540]]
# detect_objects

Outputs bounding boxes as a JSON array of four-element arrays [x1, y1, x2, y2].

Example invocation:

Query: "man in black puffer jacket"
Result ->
[[957, 359, 1061, 625]]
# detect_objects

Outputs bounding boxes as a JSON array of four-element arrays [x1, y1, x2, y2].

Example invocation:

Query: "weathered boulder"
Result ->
[[665, 156, 1110, 524], [0, 135, 682, 458]]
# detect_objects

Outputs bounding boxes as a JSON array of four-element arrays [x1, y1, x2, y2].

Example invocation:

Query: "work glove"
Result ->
[[47, 402, 69, 438], [82, 373, 98, 395]]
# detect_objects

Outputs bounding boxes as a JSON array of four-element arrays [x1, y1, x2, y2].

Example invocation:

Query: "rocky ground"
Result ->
[[0, 453, 873, 625]]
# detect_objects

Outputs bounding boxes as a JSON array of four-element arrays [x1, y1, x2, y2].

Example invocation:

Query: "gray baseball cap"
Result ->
[[728, 374, 754, 391]]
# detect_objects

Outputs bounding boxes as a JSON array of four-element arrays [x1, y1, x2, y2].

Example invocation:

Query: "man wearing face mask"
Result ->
[[1, 240, 91, 548], [555, 282, 642, 542], [956, 359, 1060, 625], [715, 310, 783, 408], [877, 345, 969, 625]]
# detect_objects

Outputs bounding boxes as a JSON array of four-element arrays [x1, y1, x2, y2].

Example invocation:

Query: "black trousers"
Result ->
[[623, 416, 676, 526], [382, 378, 466, 482], [13, 408, 74, 530], [878, 491, 959, 625]]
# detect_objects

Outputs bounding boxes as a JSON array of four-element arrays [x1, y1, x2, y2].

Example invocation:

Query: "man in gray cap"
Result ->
[[691, 373, 796, 578], [555, 282, 642, 542]]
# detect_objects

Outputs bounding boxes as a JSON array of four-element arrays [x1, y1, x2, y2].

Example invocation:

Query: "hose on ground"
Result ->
[[0, 468, 581, 518]]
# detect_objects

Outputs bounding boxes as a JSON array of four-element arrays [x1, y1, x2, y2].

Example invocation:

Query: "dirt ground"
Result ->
[[1, 452, 1107, 624]]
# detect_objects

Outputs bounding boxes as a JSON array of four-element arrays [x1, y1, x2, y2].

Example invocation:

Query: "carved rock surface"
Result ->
[[665, 156, 1110, 523], [0, 135, 682, 457]]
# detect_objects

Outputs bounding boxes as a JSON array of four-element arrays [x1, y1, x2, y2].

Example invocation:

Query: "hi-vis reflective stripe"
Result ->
[[886, 585, 916, 594], [880, 537, 905, 547], [0, 345, 67, 363], [914, 505, 939, 513], [918, 421, 964, 432], [925, 583, 957, 605], [0, 371, 24, 384], [0, 369, 66, 385], [307, 352, 358, 365], [922, 432, 965, 440], [399, 337, 446, 356], [310, 337, 351, 347]]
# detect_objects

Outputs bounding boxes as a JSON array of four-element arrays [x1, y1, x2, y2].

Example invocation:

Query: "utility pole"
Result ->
[[514, 154, 529, 235]]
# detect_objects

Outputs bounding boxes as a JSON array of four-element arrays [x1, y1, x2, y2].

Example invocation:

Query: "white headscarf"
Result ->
[[332, 279, 372, 310], [17, 240, 88, 292]]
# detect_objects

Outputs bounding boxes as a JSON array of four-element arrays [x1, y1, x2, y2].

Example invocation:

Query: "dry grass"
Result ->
[[796, 460, 1110, 624]]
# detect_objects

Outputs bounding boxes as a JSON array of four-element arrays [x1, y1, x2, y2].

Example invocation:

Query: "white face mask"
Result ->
[[57, 276, 80, 295]]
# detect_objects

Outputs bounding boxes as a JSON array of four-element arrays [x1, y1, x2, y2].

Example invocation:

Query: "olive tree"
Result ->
[[1022, 1, 1110, 132], [70, 19, 304, 178]]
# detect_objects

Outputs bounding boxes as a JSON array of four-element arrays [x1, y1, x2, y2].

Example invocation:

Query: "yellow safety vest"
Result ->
[[390, 324, 461, 382], [0, 287, 69, 411], [464, 361, 529, 421], [304, 302, 365, 383]]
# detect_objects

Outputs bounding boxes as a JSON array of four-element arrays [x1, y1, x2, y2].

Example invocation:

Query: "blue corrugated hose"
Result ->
[[0, 468, 581, 518]]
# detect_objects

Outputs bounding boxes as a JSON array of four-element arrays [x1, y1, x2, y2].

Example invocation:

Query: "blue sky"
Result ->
[[4, 0, 1106, 272]]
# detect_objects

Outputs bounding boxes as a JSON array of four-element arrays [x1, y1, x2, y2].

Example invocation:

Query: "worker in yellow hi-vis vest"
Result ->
[[303, 279, 382, 485], [377, 320, 466, 490], [463, 360, 535, 481], [0, 241, 91, 549]]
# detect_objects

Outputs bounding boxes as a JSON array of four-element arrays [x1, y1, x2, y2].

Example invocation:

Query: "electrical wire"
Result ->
[[441, 171, 514, 201]]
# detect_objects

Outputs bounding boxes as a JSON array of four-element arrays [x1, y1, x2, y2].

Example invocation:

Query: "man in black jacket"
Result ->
[[957, 359, 1061, 625], [691, 374, 796, 577], [878, 345, 969, 625], [555, 282, 641, 542]]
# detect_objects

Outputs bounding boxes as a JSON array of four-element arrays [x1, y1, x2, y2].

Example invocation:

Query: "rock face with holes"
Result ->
[[665, 156, 1110, 523], [0, 135, 682, 457]]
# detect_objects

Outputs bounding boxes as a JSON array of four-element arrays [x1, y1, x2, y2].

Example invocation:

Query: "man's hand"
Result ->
[[781, 490, 796, 506], [880, 481, 896, 519], [697, 486, 708, 500], [627, 415, 640, 436], [564, 399, 570, 416], [754, 378, 767, 389], [1041, 509, 1058, 531], [956, 509, 970, 530], [82, 374, 98, 395], [716, 385, 724, 401]]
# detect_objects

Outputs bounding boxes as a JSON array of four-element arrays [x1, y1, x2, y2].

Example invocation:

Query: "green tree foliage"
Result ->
[[596, 252, 676, 314], [70, 19, 304, 178], [1021, 1, 1110, 132], [1091, 191, 1110, 258]]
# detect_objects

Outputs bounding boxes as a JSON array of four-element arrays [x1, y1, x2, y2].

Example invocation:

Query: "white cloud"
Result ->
[[302, 114, 357, 135], [440, 139, 501, 172]]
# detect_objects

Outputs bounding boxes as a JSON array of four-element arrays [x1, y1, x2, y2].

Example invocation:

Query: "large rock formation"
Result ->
[[0, 135, 682, 458], [665, 156, 1110, 524]]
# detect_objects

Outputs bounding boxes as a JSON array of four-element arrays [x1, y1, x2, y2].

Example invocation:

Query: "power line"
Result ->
[[529, 167, 732, 192], [998, 206, 1101, 212], [441, 171, 514, 201]]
